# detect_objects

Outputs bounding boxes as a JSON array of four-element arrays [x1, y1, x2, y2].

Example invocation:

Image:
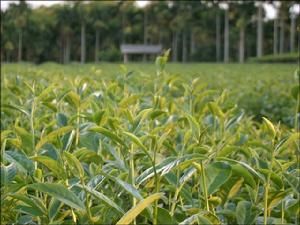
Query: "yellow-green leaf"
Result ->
[[35, 126, 73, 150], [116, 193, 164, 225]]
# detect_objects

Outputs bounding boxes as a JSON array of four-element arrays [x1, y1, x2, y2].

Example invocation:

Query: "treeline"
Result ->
[[1, 1, 299, 63]]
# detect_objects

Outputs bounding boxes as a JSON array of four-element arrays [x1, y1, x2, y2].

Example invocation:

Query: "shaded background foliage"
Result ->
[[1, 0, 299, 63]]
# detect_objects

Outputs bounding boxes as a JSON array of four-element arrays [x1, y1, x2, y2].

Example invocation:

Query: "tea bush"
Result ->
[[1, 56, 299, 224]]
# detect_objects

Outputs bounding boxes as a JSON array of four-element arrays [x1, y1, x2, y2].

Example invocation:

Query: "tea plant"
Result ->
[[1, 56, 299, 224]]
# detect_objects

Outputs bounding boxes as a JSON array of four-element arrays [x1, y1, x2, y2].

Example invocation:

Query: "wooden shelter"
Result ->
[[120, 44, 162, 62]]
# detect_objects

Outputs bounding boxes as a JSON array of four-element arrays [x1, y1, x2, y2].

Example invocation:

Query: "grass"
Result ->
[[1, 59, 299, 224]]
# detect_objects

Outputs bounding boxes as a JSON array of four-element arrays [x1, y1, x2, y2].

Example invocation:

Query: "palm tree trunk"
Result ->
[[290, 15, 296, 52], [182, 32, 187, 62], [95, 29, 99, 63], [18, 29, 22, 62], [273, 18, 278, 54], [239, 26, 245, 63], [81, 23, 86, 64], [172, 31, 178, 62], [143, 9, 148, 62], [190, 30, 195, 60], [216, 10, 221, 62], [66, 36, 70, 64], [279, 17, 284, 54], [63, 40, 66, 64], [224, 9, 229, 63], [257, 3, 263, 57]]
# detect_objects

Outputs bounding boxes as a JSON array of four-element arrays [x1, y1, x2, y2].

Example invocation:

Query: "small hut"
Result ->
[[120, 44, 162, 63]]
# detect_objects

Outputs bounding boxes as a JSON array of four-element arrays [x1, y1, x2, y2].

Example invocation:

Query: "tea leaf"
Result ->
[[116, 193, 164, 225]]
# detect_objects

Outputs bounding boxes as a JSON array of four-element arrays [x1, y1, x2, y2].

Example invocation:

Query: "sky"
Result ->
[[1, 0, 299, 19]]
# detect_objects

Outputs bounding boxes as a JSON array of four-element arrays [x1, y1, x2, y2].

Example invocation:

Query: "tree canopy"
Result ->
[[1, 0, 299, 63]]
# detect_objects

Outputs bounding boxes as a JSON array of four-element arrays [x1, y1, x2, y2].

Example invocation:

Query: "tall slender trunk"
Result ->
[[182, 32, 187, 62], [273, 18, 278, 54], [190, 29, 195, 60], [143, 9, 148, 62], [66, 36, 70, 64], [122, 12, 125, 44], [290, 15, 296, 52], [18, 29, 22, 62], [81, 23, 86, 64], [63, 39, 66, 64], [172, 31, 178, 62], [216, 10, 221, 62], [239, 26, 245, 63], [224, 9, 229, 63], [279, 16, 285, 54], [257, 3, 263, 57], [95, 29, 99, 63]]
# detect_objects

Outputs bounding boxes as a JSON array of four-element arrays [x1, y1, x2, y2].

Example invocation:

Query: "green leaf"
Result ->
[[206, 162, 232, 195], [179, 211, 220, 225], [208, 102, 224, 119], [262, 117, 276, 138], [1, 163, 17, 186], [79, 185, 124, 214], [236, 201, 258, 225], [123, 131, 147, 151], [112, 177, 143, 201], [65, 91, 80, 108], [119, 94, 140, 107], [291, 85, 300, 100], [116, 193, 164, 225], [228, 178, 244, 199], [32, 155, 65, 178], [56, 113, 68, 127], [63, 152, 84, 178], [14, 126, 33, 154], [217, 157, 265, 183], [36, 84, 54, 102], [185, 114, 201, 139], [89, 126, 125, 146], [231, 164, 256, 188], [35, 126, 73, 150], [283, 172, 299, 193], [136, 154, 206, 185], [268, 189, 291, 209], [10, 194, 47, 217], [73, 148, 102, 164], [2, 104, 30, 117], [48, 198, 62, 221], [157, 207, 176, 224], [258, 169, 283, 189], [28, 183, 85, 211], [217, 146, 242, 158], [4, 151, 34, 175], [150, 110, 167, 120]]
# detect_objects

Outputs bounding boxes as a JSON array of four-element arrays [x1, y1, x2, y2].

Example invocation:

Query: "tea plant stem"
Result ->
[[75, 108, 80, 147], [264, 141, 275, 225], [295, 94, 299, 131], [153, 142, 159, 225], [255, 180, 260, 204], [170, 143, 185, 216], [31, 98, 36, 169], [129, 144, 136, 225], [65, 179, 77, 223], [281, 200, 284, 224], [200, 161, 209, 211], [189, 90, 193, 115], [81, 177, 93, 224], [170, 186, 179, 216]]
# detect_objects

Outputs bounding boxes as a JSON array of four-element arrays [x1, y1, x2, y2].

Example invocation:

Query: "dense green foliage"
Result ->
[[1, 1, 299, 63], [248, 53, 299, 63], [1, 58, 299, 224]]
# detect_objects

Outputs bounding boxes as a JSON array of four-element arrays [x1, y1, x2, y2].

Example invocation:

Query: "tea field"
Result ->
[[1, 58, 299, 224]]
